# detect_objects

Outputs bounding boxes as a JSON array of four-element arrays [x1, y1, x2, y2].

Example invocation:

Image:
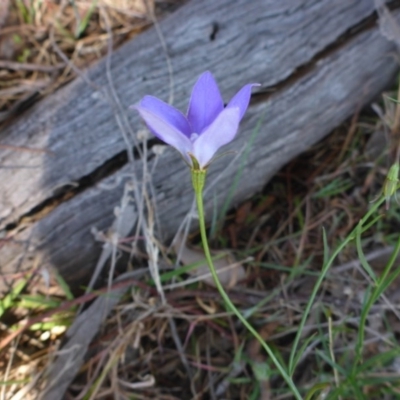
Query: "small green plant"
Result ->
[[0, 271, 76, 352]]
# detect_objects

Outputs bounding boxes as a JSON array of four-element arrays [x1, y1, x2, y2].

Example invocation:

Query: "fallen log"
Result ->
[[0, 0, 399, 291]]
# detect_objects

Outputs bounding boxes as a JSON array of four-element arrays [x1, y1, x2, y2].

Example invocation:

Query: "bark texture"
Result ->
[[0, 0, 398, 289]]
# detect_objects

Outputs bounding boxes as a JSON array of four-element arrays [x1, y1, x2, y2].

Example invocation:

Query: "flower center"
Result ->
[[190, 133, 199, 142]]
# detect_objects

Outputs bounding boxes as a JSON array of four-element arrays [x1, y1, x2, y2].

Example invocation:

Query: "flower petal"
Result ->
[[187, 71, 224, 134], [226, 83, 259, 120], [192, 107, 241, 167], [135, 106, 193, 163], [136, 95, 191, 137]]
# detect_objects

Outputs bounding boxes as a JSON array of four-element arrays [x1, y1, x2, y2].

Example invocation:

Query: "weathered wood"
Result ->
[[0, 0, 399, 289], [40, 270, 146, 400]]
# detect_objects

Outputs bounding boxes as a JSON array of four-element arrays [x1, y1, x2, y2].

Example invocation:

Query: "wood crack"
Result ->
[[1, 0, 400, 289], [3, 140, 158, 234], [253, 0, 400, 104], [3, 2, 399, 235]]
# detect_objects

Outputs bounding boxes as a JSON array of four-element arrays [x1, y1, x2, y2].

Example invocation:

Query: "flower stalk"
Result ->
[[134, 71, 301, 398], [191, 169, 302, 400]]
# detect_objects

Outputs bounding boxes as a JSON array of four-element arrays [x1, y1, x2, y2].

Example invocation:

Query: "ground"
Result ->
[[1, 1, 400, 399]]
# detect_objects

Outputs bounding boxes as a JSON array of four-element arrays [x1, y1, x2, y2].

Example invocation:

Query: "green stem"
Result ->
[[192, 169, 302, 400], [352, 223, 400, 375], [289, 196, 386, 374]]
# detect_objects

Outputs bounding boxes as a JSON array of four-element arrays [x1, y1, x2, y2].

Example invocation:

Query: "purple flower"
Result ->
[[132, 71, 258, 169]]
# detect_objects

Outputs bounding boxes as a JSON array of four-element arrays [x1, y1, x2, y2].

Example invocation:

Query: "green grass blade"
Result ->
[[53, 270, 74, 300], [356, 221, 377, 282], [0, 278, 28, 317]]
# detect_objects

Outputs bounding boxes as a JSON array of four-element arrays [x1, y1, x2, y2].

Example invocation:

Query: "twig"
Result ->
[[0, 60, 65, 72]]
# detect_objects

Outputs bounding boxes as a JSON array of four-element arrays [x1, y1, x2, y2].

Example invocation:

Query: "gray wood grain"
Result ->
[[0, 0, 380, 226], [0, 0, 398, 288]]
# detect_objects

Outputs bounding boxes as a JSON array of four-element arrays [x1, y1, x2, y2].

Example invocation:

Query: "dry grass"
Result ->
[[1, 1, 400, 399], [2, 102, 400, 399], [0, 0, 184, 124]]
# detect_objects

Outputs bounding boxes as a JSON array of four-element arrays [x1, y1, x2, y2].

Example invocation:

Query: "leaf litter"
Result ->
[[2, 1, 400, 399]]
